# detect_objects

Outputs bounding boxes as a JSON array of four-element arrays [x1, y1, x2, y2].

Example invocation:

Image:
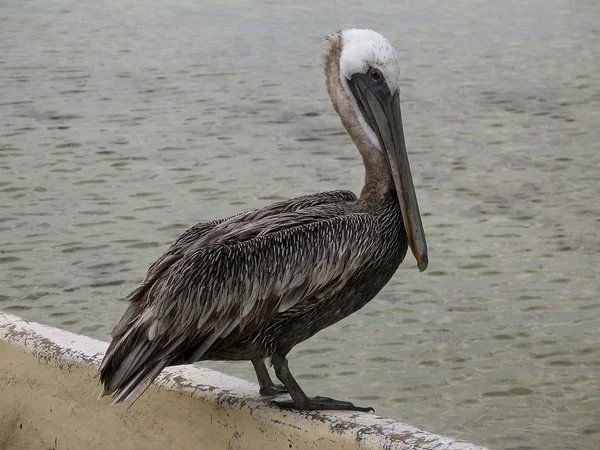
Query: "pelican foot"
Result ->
[[259, 383, 288, 396], [272, 396, 374, 412]]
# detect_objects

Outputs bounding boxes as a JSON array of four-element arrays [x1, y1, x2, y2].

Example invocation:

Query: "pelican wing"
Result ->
[[109, 190, 356, 339], [155, 211, 381, 344], [101, 214, 381, 403]]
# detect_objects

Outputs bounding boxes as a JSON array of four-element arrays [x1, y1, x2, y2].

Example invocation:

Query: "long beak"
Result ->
[[349, 76, 428, 271]]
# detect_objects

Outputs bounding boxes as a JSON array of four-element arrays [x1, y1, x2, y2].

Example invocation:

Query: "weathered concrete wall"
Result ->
[[0, 313, 487, 450]]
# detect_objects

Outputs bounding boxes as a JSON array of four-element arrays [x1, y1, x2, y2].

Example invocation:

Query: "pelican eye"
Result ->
[[368, 67, 383, 83]]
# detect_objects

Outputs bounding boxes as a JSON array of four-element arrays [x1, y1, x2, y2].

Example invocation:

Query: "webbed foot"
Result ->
[[272, 396, 374, 412]]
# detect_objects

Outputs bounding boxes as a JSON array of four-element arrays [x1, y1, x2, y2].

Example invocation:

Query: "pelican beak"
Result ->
[[348, 74, 428, 272]]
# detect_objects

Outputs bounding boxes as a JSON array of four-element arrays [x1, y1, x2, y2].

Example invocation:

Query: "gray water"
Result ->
[[1, 0, 599, 448]]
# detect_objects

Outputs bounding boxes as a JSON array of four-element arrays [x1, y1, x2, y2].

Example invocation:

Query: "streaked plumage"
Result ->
[[99, 29, 428, 411]]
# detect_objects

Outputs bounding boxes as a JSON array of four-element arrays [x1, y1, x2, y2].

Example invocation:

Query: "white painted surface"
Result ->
[[0, 312, 487, 450]]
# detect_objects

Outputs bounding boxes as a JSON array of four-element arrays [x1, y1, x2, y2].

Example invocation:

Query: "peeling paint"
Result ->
[[0, 312, 488, 450]]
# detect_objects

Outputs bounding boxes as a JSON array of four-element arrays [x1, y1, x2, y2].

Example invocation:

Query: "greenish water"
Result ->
[[1, 0, 599, 448]]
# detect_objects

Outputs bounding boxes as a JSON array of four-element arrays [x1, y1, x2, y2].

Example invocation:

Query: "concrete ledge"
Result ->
[[0, 312, 487, 450]]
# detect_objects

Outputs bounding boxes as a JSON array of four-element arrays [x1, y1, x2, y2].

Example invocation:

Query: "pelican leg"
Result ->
[[270, 354, 374, 412], [251, 359, 288, 396]]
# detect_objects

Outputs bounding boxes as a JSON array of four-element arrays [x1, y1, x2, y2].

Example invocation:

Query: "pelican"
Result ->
[[99, 29, 428, 412]]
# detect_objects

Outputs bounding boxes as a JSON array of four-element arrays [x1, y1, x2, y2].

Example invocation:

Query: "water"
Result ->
[[1, 0, 599, 448]]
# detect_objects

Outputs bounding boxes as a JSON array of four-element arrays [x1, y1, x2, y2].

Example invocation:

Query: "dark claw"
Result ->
[[272, 396, 374, 412], [259, 383, 288, 396]]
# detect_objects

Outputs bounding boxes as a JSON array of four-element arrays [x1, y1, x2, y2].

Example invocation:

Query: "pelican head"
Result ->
[[323, 29, 428, 272]]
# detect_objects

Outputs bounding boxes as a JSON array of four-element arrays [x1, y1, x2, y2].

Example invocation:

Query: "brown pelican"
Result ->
[[99, 29, 428, 412]]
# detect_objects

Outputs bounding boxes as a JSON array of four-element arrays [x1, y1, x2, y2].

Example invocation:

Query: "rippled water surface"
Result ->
[[2, 0, 599, 448]]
